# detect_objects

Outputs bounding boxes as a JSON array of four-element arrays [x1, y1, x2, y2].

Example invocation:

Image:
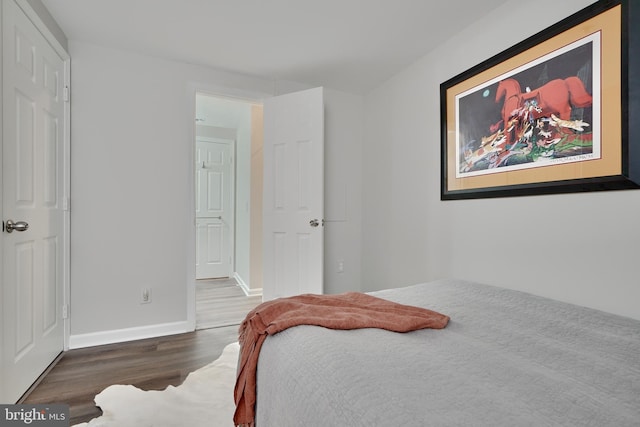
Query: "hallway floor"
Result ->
[[196, 277, 262, 329]]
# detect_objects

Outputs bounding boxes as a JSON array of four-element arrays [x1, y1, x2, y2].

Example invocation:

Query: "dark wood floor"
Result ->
[[22, 280, 262, 425]]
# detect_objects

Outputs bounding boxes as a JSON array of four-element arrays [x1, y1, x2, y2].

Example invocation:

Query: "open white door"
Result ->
[[1, 0, 67, 402], [263, 87, 324, 301]]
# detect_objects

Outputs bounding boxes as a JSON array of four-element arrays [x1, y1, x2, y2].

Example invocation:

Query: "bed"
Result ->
[[252, 279, 640, 426]]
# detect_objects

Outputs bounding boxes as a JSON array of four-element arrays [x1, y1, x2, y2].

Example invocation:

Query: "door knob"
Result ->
[[5, 219, 29, 233], [309, 219, 323, 228]]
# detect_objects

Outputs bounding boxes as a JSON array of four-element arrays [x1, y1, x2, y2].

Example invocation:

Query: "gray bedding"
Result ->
[[254, 279, 640, 426]]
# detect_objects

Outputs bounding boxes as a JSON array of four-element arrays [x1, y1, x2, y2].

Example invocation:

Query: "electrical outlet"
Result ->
[[141, 287, 152, 304], [337, 260, 344, 273]]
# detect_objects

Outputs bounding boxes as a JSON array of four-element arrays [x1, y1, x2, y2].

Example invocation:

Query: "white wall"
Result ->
[[362, 0, 640, 321], [324, 89, 364, 294], [68, 40, 274, 342], [68, 40, 364, 345]]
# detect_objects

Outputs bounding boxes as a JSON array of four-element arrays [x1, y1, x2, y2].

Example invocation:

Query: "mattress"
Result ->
[[254, 279, 640, 426]]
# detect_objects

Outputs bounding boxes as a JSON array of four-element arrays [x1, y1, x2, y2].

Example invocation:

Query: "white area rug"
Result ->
[[73, 342, 239, 427]]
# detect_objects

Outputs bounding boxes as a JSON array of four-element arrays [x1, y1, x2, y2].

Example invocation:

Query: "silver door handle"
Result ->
[[5, 220, 29, 233], [310, 219, 323, 227]]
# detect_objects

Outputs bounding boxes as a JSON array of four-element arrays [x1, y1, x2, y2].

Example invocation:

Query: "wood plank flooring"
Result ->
[[196, 278, 262, 330], [22, 279, 262, 425]]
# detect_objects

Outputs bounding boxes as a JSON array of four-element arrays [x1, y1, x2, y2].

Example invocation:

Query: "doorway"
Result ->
[[194, 93, 263, 329]]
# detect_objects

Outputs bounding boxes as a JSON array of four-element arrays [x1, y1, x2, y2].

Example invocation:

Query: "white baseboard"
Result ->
[[234, 272, 262, 297], [69, 321, 191, 349]]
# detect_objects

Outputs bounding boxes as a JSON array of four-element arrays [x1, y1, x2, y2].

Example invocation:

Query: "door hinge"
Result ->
[[62, 304, 69, 319], [63, 197, 71, 211], [63, 85, 70, 102]]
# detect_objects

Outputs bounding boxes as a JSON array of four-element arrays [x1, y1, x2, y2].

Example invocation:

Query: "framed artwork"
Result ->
[[440, 0, 640, 200]]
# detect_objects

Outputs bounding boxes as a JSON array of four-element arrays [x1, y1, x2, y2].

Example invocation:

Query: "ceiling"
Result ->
[[41, 0, 510, 94]]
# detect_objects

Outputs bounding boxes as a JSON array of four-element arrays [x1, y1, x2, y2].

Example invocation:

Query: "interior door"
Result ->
[[195, 138, 233, 279], [263, 87, 324, 300], [1, 0, 66, 403]]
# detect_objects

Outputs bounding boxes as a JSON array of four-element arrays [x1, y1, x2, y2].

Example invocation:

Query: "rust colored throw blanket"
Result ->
[[233, 292, 449, 426]]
